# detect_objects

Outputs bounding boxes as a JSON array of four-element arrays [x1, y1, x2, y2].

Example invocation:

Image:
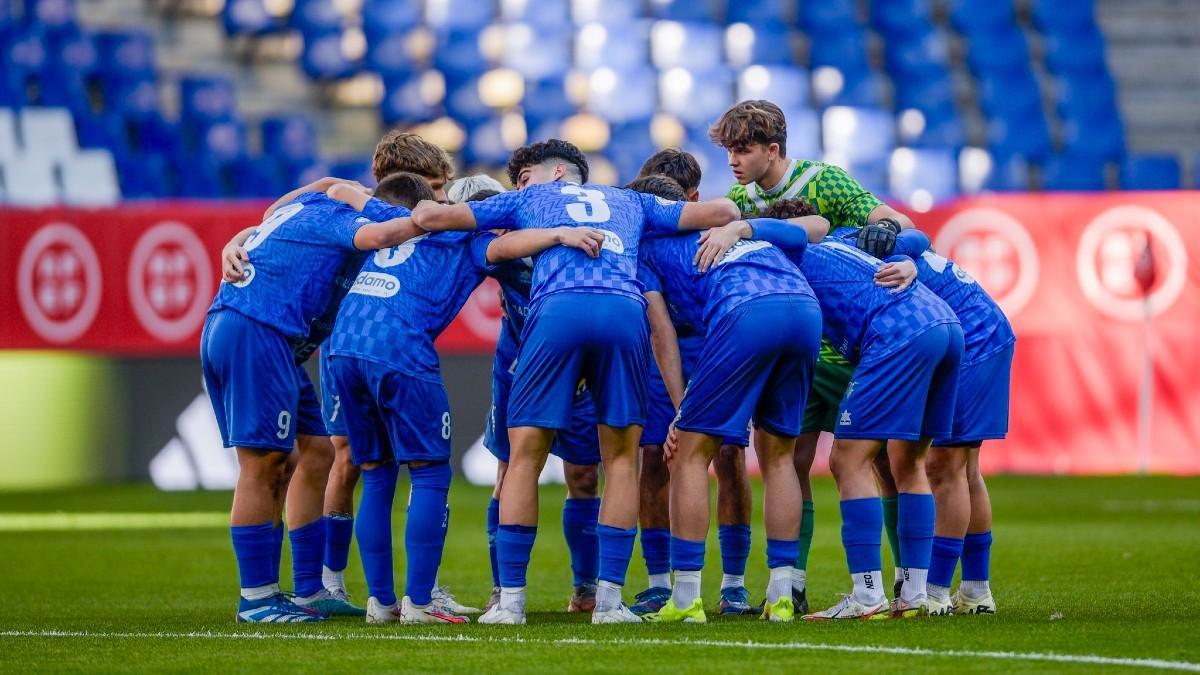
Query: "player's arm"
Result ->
[[485, 227, 606, 264], [868, 203, 915, 231], [874, 257, 919, 293], [411, 201, 478, 231], [675, 197, 741, 231], [326, 182, 372, 211], [785, 214, 832, 237], [263, 177, 367, 219], [221, 226, 256, 282], [693, 218, 818, 272], [891, 229, 931, 258], [645, 292, 686, 409], [352, 217, 424, 251]]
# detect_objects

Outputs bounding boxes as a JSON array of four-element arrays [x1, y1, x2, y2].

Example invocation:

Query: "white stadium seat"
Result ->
[[19, 107, 79, 163], [1, 154, 60, 207], [0, 108, 18, 160], [61, 149, 121, 207]]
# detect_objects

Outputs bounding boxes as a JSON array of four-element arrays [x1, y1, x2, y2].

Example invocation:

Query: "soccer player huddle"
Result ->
[[202, 100, 1012, 626]]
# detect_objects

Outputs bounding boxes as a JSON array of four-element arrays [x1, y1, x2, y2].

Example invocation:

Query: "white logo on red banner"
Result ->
[[128, 222, 213, 342], [1076, 205, 1188, 321], [934, 208, 1039, 317], [17, 223, 103, 343], [456, 278, 504, 340]]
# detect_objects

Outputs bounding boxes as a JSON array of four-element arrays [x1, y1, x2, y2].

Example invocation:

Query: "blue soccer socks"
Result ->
[[356, 463, 400, 606], [563, 498, 601, 586]]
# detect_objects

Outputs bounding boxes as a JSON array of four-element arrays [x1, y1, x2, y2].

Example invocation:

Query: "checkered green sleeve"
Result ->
[[725, 183, 756, 215], [807, 164, 883, 230]]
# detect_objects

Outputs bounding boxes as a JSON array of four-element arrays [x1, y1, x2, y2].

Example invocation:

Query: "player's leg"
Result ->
[[483, 460, 507, 611], [269, 452, 295, 592], [791, 431, 821, 612], [318, 351, 363, 610], [958, 445, 996, 613], [481, 352, 512, 612], [592, 423, 646, 622], [662, 429, 722, 621], [562, 459, 601, 612], [634, 442, 672, 616], [714, 444, 755, 615], [754, 429, 803, 622], [285, 378, 335, 611], [926, 444, 970, 615], [873, 451, 904, 599], [401, 460, 464, 623]]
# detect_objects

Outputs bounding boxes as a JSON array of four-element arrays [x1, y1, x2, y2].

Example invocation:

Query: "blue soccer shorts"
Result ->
[[319, 349, 348, 437], [486, 330, 601, 465], [325, 354, 451, 466], [675, 293, 822, 440], [642, 335, 749, 447], [508, 291, 650, 430], [201, 309, 325, 452], [835, 322, 965, 441], [934, 343, 1014, 446]]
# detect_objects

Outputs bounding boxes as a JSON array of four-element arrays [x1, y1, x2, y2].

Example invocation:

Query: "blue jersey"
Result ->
[[878, 228, 1016, 365], [639, 231, 815, 329], [467, 181, 684, 305], [637, 262, 704, 339], [328, 197, 496, 381], [792, 239, 958, 363], [209, 192, 368, 339], [489, 257, 535, 343]]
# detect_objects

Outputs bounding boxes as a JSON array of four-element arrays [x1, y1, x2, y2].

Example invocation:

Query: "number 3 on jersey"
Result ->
[[561, 185, 611, 223]]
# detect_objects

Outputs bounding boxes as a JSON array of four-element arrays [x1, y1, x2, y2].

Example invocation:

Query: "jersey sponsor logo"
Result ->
[[350, 271, 401, 297], [127, 222, 214, 342], [17, 222, 103, 343], [715, 239, 772, 266], [373, 234, 429, 268], [935, 208, 1039, 317], [601, 231, 626, 254], [840, 410, 852, 426], [1076, 205, 1188, 321]]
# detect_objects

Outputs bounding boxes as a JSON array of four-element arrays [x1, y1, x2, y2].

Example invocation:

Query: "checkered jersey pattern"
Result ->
[[328, 230, 495, 380], [726, 159, 882, 230], [641, 231, 814, 330], [468, 181, 684, 305], [489, 258, 535, 343], [210, 192, 367, 339], [797, 240, 956, 364]]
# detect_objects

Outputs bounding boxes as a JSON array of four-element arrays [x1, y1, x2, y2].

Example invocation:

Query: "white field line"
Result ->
[[0, 512, 228, 532], [1, 630, 1197, 672]]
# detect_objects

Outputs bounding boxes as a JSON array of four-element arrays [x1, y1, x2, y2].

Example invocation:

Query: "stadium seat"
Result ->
[[884, 29, 950, 84], [19, 106, 77, 162], [737, 65, 808, 111], [658, 66, 734, 128], [425, 0, 496, 32], [501, 25, 571, 79], [380, 70, 443, 124], [1030, 0, 1096, 36], [901, 111, 966, 148], [1, 153, 58, 206], [363, 26, 419, 77], [290, 0, 342, 36], [171, 155, 226, 198], [606, 120, 655, 182], [23, 0, 75, 35], [103, 74, 160, 119], [651, 21, 724, 71], [262, 114, 318, 166], [824, 70, 889, 108], [570, 0, 641, 26], [1060, 114, 1124, 161], [222, 0, 280, 37], [958, 147, 1030, 192], [180, 75, 237, 125], [444, 76, 493, 124], [0, 108, 18, 159], [74, 111, 130, 155], [190, 118, 247, 164], [462, 116, 516, 166], [964, 27, 1030, 77], [117, 150, 169, 198], [870, 0, 934, 34], [60, 148, 120, 206], [783, 107, 821, 159], [574, 21, 650, 72], [946, 0, 1015, 36], [501, 0, 572, 29], [893, 66, 955, 120], [433, 28, 491, 80], [328, 156, 375, 187], [798, 0, 860, 33], [4, 29, 46, 104], [725, 22, 795, 68], [585, 67, 657, 124], [647, 0, 721, 23], [683, 132, 734, 198], [838, 158, 888, 197], [300, 29, 361, 80], [726, 0, 790, 25], [1120, 154, 1181, 190], [94, 29, 156, 91], [889, 147, 957, 205], [808, 26, 870, 80], [986, 110, 1052, 161], [1041, 153, 1107, 191], [523, 77, 577, 127], [822, 106, 894, 164], [1043, 27, 1108, 75], [978, 71, 1042, 121], [226, 156, 286, 197]]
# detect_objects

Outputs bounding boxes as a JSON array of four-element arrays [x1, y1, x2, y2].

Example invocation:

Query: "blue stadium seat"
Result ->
[[444, 75, 492, 124], [571, 0, 642, 26], [39, 28, 95, 111], [725, 22, 795, 68], [648, 0, 722, 22], [262, 114, 318, 166], [1043, 26, 1107, 75], [977, 71, 1041, 121], [1120, 154, 1181, 190], [726, 0, 790, 25], [783, 107, 821, 158], [103, 74, 160, 119], [586, 67, 657, 124], [902, 112, 965, 148], [884, 29, 950, 84], [682, 131, 734, 198], [1030, 0, 1096, 35], [362, 0, 422, 34], [129, 112, 182, 157], [328, 155, 375, 187], [94, 30, 156, 84], [1041, 152, 1106, 191], [74, 111, 129, 155], [606, 120, 655, 182], [1053, 73, 1118, 124], [870, 0, 933, 34], [462, 116, 516, 166], [290, 0, 342, 36], [222, 0, 280, 37], [651, 21, 724, 71], [502, 0, 571, 29], [180, 75, 237, 125], [826, 70, 888, 108], [4, 29, 46, 104], [659, 66, 734, 128], [889, 147, 957, 205], [893, 66, 955, 121], [425, 0, 495, 32], [964, 27, 1030, 77], [574, 21, 650, 71], [23, 0, 75, 35], [737, 65, 808, 110], [808, 26, 870, 80], [1060, 114, 1124, 161], [798, 0, 860, 33], [523, 77, 576, 128], [380, 70, 443, 124], [433, 28, 491, 81], [985, 110, 1051, 161], [227, 156, 286, 197], [501, 25, 571, 80], [190, 118, 247, 164], [839, 159, 889, 197], [822, 106, 894, 164], [300, 29, 360, 80], [958, 147, 1030, 192], [117, 150, 170, 198], [170, 154, 226, 198], [364, 26, 418, 77], [946, 0, 1015, 35]]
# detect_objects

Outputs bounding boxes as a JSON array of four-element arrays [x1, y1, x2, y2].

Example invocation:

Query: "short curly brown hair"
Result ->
[[624, 174, 688, 202], [372, 130, 455, 183], [507, 138, 589, 185], [637, 148, 701, 194], [709, 99, 788, 155], [762, 198, 819, 220]]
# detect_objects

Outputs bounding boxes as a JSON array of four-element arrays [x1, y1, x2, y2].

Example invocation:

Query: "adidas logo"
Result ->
[[149, 390, 239, 490]]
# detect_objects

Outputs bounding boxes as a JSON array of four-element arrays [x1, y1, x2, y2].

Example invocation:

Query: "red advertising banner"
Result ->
[[2, 193, 1198, 474]]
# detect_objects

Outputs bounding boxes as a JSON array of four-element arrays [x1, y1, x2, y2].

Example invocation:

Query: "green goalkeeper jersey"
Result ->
[[726, 158, 884, 366]]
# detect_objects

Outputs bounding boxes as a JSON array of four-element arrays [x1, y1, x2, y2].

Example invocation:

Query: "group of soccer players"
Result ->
[[202, 99, 1011, 625]]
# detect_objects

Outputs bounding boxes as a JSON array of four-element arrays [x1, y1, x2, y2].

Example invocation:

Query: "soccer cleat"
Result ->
[[293, 587, 366, 617], [236, 594, 325, 623], [953, 590, 996, 615], [591, 603, 644, 624], [927, 595, 954, 616], [718, 586, 758, 615], [645, 597, 707, 624], [803, 594, 890, 621], [431, 584, 481, 615], [478, 603, 527, 625], [890, 596, 928, 619], [630, 587, 672, 615], [400, 595, 469, 624], [792, 587, 810, 615], [365, 597, 403, 624], [760, 595, 795, 622], [567, 582, 597, 613], [483, 586, 502, 612]]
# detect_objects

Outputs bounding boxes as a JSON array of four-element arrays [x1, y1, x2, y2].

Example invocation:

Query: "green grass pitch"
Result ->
[[0, 476, 1197, 673]]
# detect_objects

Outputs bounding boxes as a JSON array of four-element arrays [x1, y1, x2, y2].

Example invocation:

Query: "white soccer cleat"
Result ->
[[400, 596, 469, 624], [953, 590, 996, 615], [591, 603, 644, 624], [478, 603, 526, 625], [927, 595, 954, 616], [365, 597, 402, 624], [890, 595, 928, 619], [431, 585, 482, 615], [803, 594, 890, 621]]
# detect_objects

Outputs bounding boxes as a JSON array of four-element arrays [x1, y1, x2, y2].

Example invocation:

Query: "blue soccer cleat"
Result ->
[[630, 586, 672, 615], [236, 594, 325, 623], [718, 586, 758, 615], [294, 588, 366, 617]]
